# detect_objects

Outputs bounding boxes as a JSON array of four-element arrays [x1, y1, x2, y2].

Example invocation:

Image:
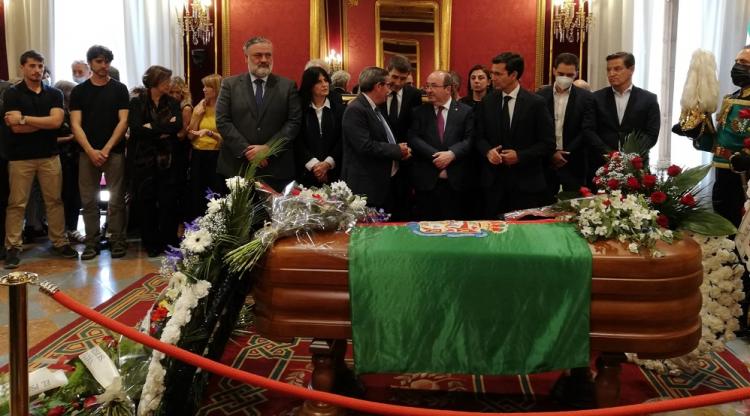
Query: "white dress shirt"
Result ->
[[304, 98, 336, 171], [613, 84, 633, 125], [553, 87, 570, 149], [502, 83, 521, 128]]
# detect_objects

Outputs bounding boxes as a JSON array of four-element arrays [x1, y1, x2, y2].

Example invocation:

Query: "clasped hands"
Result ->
[[399, 142, 412, 160], [244, 144, 270, 168], [4, 112, 22, 126], [486, 146, 519, 165]]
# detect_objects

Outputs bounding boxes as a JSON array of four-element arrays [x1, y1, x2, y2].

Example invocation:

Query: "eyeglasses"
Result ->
[[425, 84, 446, 89]]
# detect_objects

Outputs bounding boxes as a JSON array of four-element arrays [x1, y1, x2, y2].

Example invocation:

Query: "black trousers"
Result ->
[[414, 179, 465, 220], [188, 149, 222, 221], [134, 167, 179, 251], [713, 168, 745, 228], [60, 150, 80, 230]]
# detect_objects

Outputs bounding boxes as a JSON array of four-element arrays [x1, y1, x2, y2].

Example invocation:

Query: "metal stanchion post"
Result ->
[[1, 272, 38, 416]]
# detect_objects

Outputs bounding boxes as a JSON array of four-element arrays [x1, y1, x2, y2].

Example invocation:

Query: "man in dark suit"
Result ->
[[537, 53, 596, 198], [588, 52, 660, 183], [377, 55, 422, 220], [216, 36, 302, 192], [475, 52, 555, 217], [341, 67, 412, 211], [407, 70, 473, 220]]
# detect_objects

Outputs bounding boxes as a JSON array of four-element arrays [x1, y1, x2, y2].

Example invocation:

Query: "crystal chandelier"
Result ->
[[178, 0, 214, 45], [552, 0, 593, 43]]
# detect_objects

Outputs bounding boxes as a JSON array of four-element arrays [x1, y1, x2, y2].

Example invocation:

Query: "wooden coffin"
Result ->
[[253, 231, 703, 359]]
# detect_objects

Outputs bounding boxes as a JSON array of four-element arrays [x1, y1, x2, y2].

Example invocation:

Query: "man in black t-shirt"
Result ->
[[70, 45, 130, 260], [2, 50, 79, 268]]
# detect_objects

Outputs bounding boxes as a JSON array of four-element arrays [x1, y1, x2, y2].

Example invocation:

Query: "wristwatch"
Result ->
[[19, 116, 26, 125]]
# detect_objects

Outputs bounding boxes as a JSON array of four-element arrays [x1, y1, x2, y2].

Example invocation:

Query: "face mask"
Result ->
[[73, 76, 87, 84], [42, 78, 51, 87], [731, 63, 750, 87], [555, 75, 574, 90]]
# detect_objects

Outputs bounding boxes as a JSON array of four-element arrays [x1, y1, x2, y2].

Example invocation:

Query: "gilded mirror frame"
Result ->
[[309, 0, 450, 72]]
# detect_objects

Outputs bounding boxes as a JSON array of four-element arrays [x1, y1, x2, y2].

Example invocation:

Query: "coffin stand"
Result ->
[[252, 231, 703, 415]]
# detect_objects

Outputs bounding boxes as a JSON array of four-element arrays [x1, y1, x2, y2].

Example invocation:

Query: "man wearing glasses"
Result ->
[[341, 67, 412, 212], [407, 70, 473, 220]]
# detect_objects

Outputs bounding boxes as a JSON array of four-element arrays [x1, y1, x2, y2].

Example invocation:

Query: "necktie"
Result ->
[[389, 91, 399, 125], [376, 109, 397, 144], [436, 106, 445, 143], [500, 95, 512, 143], [254, 78, 264, 108]]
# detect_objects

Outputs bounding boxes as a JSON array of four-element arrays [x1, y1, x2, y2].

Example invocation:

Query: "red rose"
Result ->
[[579, 186, 593, 197], [680, 193, 696, 206], [650, 191, 667, 204], [608, 151, 620, 159], [47, 406, 65, 416], [657, 214, 669, 228], [607, 178, 620, 189], [312, 193, 322, 200], [84, 396, 98, 409], [739, 108, 750, 119], [602, 199, 611, 206], [603, 164, 609, 174], [667, 165, 682, 177], [642, 174, 657, 188], [151, 306, 168, 322], [631, 156, 644, 170], [593, 176, 602, 186], [291, 188, 301, 196], [744, 137, 750, 149], [626, 177, 640, 190]]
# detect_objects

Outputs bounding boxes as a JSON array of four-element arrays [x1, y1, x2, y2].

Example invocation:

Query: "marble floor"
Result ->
[[0, 231, 160, 365]]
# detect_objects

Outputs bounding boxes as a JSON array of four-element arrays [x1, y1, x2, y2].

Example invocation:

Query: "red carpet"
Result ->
[[19, 273, 750, 414]]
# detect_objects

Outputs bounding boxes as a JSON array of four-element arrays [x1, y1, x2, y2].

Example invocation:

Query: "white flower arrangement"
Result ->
[[630, 234, 746, 373], [562, 191, 673, 255]]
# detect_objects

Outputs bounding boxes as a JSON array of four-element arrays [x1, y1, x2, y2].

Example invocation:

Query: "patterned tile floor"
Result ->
[[0, 223, 160, 365]]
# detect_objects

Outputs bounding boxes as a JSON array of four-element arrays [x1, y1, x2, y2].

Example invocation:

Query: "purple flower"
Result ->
[[184, 219, 200, 233], [205, 188, 221, 200], [165, 245, 183, 262]]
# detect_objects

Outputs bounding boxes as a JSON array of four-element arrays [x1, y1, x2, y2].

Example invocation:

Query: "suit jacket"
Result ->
[[295, 100, 344, 186], [537, 84, 596, 189], [341, 94, 402, 207], [378, 85, 423, 141], [215, 72, 302, 191], [475, 88, 555, 193], [590, 85, 660, 154], [407, 100, 474, 192]]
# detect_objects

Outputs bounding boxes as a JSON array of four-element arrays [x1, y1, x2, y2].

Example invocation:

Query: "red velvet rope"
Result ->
[[47, 289, 750, 415]]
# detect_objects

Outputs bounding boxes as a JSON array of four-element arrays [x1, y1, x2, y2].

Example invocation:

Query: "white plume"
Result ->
[[680, 49, 720, 112]]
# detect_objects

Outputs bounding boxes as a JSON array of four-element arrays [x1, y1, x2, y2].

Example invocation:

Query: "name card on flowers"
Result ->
[[80, 345, 120, 389], [28, 368, 68, 396]]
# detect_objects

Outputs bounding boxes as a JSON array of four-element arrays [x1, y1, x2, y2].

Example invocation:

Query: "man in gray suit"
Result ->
[[216, 36, 302, 192]]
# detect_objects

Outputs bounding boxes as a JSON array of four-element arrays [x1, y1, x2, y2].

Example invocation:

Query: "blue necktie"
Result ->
[[375, 109, 397, 144], [254, 78, 264, 108]]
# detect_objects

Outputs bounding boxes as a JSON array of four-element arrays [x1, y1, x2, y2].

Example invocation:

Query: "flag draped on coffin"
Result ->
[[348, 221, 593, 375]]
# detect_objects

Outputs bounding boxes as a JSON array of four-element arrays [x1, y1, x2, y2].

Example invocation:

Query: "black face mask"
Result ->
[[731, 63, 750, 87]]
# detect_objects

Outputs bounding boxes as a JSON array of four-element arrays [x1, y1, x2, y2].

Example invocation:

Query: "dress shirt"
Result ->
[[386, 88, 404, 118], [502, 83, 521, 128], [364, 93, 398, 176], [249, 73, 269, 97], [553, 86, 570, 149], [305, 98, 336, 171], [613, 84, 633, 125]]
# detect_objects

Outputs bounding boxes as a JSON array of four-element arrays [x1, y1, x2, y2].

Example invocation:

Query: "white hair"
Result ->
[[680, 49, 719, 112]]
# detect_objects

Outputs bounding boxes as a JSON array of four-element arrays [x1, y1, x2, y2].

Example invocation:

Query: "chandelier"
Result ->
[[552, 0, 593, 43], [325, 49, 343, 72], [178, 0, 214, 45]]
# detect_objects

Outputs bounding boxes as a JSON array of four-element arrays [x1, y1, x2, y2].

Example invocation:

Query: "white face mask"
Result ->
[[73, 76, 88, 84], [555, 75, 574, 90]]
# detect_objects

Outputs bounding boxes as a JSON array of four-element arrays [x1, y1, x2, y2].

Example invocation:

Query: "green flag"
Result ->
[[349, 221, 592, 375]]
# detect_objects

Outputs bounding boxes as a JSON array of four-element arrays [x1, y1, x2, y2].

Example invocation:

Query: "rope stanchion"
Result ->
[[40, 282, 750, 416]]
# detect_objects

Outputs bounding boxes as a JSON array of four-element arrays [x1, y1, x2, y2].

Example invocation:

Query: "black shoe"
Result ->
[[54, 244, 79, 259], [4, 248, 20, 269], [111, 241, 128, 259], [81, 246, 99, 261]]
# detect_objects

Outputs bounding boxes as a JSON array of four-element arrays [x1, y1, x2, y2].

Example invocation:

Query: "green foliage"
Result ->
[[679, 210, 738, 236], [620, 131, 653, 157]]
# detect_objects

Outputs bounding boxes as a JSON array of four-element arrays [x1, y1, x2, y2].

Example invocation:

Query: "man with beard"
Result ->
[[216, 36, 302, 192], [70, 45, 130, 260]]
